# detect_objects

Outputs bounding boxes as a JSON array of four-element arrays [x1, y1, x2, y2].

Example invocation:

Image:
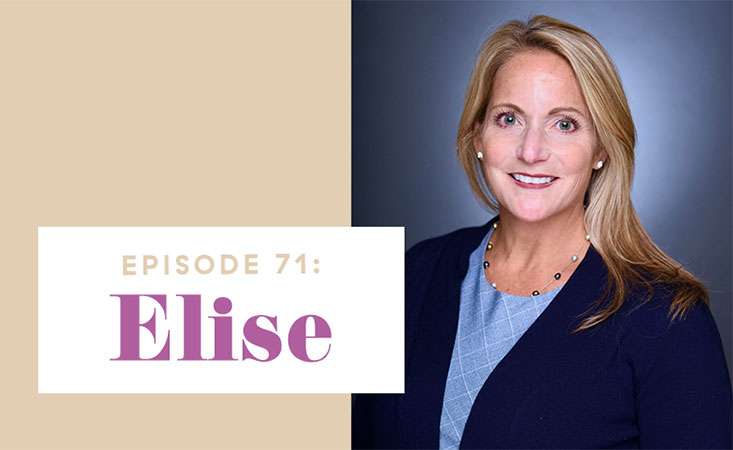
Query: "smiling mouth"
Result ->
[[508, 173, 558, 186]]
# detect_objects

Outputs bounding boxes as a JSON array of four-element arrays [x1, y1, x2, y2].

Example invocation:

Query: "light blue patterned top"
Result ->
[[438, 225, 565, 449]]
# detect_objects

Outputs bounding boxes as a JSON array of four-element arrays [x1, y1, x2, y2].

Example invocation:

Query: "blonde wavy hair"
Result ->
[[456, 14, 708, 332]]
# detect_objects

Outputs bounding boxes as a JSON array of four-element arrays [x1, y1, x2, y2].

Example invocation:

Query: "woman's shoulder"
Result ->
[[403, 220, 495, 345], [619, 281, 718, 338], [405, 221, 492, 289], [617, 284, 731, 446], [617, 284, 729, 385], [406, 218, 496, 263]]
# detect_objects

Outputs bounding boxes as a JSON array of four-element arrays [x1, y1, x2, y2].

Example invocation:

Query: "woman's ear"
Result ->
[[593, 133, 608, 164], [592, 141, 608, 165], [472, 121, 483, 151], [597, 149, 608, 166]]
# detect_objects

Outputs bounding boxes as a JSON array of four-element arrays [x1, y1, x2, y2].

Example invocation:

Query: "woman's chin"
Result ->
[[502, 205, 554, 223]]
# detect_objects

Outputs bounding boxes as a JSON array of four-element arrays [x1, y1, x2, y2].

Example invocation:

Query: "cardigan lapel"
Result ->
[[399, 217, 498, 449], [460, 230, 611, 449], [398, 215, 611, 449]]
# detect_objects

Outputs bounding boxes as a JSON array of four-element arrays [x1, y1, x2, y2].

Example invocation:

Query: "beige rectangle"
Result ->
[[1, 1, 350, 448]]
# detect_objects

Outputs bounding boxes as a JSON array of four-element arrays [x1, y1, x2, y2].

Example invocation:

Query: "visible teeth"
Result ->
[[511, 173, 555, 184]]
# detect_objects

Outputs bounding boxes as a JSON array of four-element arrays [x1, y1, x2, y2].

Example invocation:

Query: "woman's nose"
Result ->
[[516, 125, 549, 163]]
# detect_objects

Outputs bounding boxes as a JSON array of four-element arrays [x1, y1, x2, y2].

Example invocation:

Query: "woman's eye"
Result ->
[[499, 113, 516, 126], [557, 118, 578, 132]]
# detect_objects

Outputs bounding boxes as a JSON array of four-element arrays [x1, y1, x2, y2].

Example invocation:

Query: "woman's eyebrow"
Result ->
[[489, 102, 525, 114], [489, 103, 586, 118], [548, 106, 586, 118]]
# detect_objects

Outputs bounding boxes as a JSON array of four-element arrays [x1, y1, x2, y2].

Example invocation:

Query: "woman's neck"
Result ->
[[492, 207, 589, 273]]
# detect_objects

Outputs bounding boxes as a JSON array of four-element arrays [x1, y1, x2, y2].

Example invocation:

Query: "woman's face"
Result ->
[[474, 49, 603, 223]]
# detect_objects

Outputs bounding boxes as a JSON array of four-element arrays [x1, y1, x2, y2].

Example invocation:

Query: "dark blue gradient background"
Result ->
[[352, 2, 732, 372]]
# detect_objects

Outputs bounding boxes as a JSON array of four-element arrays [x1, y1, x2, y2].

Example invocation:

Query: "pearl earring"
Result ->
[[594, 160, 604, 170], [477, 151, 483, 160]]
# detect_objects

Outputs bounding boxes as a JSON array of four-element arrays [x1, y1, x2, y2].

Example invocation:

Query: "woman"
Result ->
[[352, 15, 732, 449]]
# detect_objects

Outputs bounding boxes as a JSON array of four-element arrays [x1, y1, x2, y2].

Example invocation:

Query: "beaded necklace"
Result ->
[[482, 221, 590, 296]]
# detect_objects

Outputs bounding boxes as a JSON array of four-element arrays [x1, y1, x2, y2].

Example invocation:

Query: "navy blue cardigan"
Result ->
[[352, 216, 732, 449]]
